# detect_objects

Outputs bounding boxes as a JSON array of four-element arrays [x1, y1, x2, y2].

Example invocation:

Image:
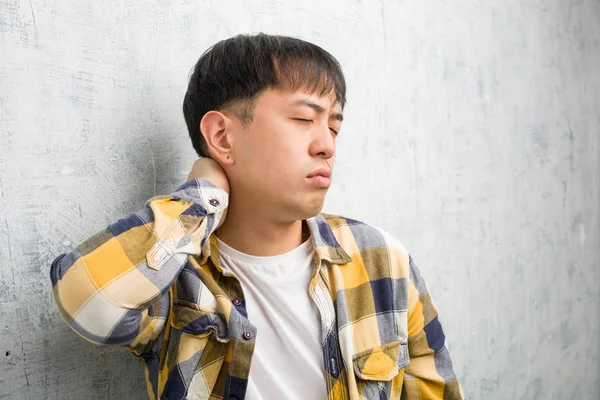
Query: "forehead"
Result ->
[[260, 88, 342, 112]]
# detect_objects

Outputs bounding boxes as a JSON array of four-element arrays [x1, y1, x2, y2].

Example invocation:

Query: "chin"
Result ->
[[297, 202, 325, 220], [280, 193, 326, 221]]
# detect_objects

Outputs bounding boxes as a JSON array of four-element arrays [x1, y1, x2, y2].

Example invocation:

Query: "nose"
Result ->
[[309, 123, 335, 160]]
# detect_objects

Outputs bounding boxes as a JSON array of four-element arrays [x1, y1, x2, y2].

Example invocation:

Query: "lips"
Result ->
[[307, 168, 332, 179], [307, 168, 332, 188]]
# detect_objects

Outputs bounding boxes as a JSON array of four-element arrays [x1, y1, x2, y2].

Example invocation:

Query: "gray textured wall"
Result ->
[[1, 0, 599, 399]]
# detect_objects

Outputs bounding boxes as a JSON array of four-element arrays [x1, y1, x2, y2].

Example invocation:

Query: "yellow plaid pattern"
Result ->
[[50, 178, 464, 399]]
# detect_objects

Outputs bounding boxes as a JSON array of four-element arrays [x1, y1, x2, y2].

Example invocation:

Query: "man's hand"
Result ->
[[187, 158, 230, 194], [187, 158, 230, 228]]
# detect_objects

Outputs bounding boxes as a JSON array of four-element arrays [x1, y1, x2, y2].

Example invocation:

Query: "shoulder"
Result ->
[[319, 212, 410, 264], [318, 214, 431, 311]]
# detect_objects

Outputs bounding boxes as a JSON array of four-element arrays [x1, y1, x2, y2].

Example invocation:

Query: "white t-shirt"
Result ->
[[216, 236, 327, 400]]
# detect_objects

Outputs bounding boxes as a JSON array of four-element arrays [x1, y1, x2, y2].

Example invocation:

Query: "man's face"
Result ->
[[227, 88, 343, 222]]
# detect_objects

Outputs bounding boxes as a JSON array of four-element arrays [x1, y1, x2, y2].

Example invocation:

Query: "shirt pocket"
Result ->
[[162, 300, 229, 399], [353, 339, 409, 381], [171, 299, 230, 342], [351, 339, 410, 399]]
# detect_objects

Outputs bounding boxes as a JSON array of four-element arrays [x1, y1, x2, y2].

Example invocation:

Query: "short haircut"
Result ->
[[182, 33, 347, 157]]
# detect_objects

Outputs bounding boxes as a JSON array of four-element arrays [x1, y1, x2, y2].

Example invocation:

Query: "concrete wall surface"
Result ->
[[1, 0, 599, 399]]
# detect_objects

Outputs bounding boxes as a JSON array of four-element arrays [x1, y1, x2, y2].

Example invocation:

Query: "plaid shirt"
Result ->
[[50, 179, 464, 400]]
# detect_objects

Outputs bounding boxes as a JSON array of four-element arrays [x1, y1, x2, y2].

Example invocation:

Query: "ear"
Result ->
[[200, 111, 235, 165]]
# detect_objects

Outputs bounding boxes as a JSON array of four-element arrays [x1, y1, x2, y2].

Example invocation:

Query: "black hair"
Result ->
[[182, 33, 346, 157]]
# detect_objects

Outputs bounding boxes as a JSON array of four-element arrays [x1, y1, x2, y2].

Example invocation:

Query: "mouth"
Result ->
[[307, 168, 332, 188]]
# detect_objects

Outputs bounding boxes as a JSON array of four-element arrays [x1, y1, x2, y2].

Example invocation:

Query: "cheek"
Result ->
[[239, 136, 290, 177], [262, 147, 298, 180], [258, 130, 302, 161], [240, 123, 308, 178]]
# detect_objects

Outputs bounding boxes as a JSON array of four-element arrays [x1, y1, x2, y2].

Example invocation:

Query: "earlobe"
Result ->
[[200, 111, 234, 164]]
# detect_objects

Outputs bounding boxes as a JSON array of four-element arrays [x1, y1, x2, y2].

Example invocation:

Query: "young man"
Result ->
[[50, 33, 464, 400]]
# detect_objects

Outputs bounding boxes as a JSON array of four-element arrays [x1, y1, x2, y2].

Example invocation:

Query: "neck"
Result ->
[[215, 193, 309, 257]]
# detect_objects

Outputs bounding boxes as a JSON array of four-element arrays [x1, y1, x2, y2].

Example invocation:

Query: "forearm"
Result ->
[[50, 178, 228, 345]]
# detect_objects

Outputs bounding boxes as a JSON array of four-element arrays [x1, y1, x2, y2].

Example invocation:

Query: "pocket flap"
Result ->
[[352, 340, 409, 381], [171, 300, 229, 342]]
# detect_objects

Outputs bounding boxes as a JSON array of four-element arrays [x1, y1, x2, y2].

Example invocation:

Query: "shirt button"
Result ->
[[243, 331, 253, 340], [209, 198, 220, 207], [232, 298, 242, 306]]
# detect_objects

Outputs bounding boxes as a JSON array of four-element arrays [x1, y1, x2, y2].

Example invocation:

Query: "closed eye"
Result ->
[[293, 118, 339, 136]]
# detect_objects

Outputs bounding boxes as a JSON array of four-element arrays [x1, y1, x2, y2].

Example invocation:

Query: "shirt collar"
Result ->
[[198, 213, 352, 268], [306, 214, 353, 265]]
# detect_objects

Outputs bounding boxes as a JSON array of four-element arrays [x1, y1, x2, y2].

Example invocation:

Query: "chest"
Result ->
[[166, 257, 409, 400]]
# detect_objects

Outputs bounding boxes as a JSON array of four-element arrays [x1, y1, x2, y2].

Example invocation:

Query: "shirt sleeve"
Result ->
[[49, 178, 228, 352], [402, 255, 465, 399]]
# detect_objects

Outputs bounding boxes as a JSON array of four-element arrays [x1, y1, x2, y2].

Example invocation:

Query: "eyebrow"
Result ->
[[291, 99, 344, 122]]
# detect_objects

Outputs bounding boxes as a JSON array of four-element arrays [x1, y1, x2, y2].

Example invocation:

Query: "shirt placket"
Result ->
[[309, 255, 349, 400], [220, 269, 256, 400]]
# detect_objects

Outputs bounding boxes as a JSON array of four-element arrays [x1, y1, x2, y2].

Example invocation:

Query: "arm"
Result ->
[[50, 159, 228, 353], [402, 255, 464, 399]]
